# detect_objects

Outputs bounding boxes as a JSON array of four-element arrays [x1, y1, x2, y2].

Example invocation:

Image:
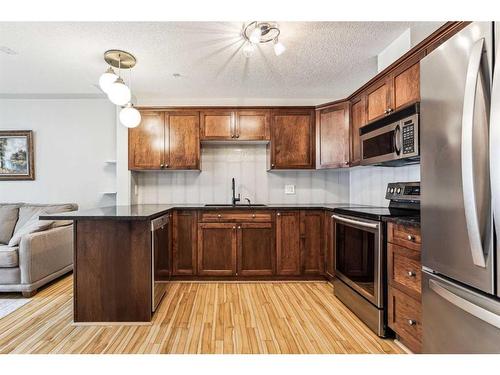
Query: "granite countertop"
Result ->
[[382, 215, 421, 227], [39, 203, 366, 220]]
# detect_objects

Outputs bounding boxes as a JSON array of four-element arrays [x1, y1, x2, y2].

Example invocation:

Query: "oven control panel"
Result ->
[[386, 182, 420, 201]]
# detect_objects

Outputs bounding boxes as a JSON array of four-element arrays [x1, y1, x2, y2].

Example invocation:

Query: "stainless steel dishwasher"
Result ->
[[151, 214, 169, 312]]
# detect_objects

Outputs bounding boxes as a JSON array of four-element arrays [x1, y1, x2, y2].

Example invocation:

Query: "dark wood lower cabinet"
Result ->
[[276, 211, 301, 276], [237, 222, 275, 276], [197, 223, 237, 276], [300, 210, 324, 275], [172, 210, 197, 275]]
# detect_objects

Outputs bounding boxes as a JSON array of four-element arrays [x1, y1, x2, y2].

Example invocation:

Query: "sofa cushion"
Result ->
[[13, 203, 77, 234], [0, 245, 19, 268], [8, 216, 53, 247], [0, 204, 21, 244]]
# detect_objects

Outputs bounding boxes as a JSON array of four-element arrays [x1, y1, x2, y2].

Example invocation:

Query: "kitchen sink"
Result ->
[[204, 204, 267, 207]]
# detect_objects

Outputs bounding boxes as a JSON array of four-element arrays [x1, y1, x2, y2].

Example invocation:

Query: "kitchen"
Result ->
[[0, 4, 499, 370]]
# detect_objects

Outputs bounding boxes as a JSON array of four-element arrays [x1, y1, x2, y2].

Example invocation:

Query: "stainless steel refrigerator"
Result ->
[[421, 21, 500, 353]]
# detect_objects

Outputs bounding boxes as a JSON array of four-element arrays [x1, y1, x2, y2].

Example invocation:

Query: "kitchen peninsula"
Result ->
[[42, 203, 357, 323]]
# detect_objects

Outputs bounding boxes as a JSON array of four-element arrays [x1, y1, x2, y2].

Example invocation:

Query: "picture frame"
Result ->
[[0, 130, 35, 180]]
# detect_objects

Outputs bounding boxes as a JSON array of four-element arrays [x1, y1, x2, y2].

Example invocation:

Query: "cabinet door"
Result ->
[[235, 110, 270, 141], [165, 111, 200, 169], [324, 212, 335, 279], [392, 62, 420, 111], [366, 79, 392, 122], [270, 109, 315, 169], [316, 102, 350, 169], [350, 95, 366, 166], [197, 223, 237, 276], [128, 111, 164, 170], [172, 210, 197, 276], [276, 211, 301, 275], [200, 110, 235, 140], [300, 210, 324, 275], [237, 222, 274, 276]]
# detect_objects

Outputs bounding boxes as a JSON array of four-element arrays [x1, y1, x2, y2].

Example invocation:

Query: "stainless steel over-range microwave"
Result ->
[[360, 103, 420, 166]]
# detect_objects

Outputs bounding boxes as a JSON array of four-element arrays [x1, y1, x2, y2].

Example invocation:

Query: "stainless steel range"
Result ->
[[331, 182, 420, 337]]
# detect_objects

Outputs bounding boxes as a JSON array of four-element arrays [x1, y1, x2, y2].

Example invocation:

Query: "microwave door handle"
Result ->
[[393, 123, 401, 155], [461, 38, 487, 268]]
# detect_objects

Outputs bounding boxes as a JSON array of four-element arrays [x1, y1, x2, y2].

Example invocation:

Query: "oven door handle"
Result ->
[[331, 214, 379, 229]]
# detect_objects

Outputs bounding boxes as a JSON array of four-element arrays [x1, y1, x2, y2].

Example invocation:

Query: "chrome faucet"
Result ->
[[232, 178, 241, 206]]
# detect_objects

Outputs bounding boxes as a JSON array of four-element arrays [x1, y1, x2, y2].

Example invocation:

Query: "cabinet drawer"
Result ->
[[200, 211, 273, 223], [388, 287, 422, 353], [388, 243, 421, 298], [388, 222, 421, 251]]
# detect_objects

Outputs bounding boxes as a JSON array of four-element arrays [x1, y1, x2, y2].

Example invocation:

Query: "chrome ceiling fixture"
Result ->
[[242, 21, 286, 58], [98, 49, 141, 128]]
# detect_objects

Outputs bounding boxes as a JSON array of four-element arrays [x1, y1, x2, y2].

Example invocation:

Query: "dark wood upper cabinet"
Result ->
[[166, 111, 200, 170], [235, 109, 270, 141], [197, 223, 237, 276], [269, 109, 315, 169], [200, 110, 235, 140], [172, 210, 197, 276], [391, 62, 420, 111], [129, 111, 165, 170], [366, 77, 393, 123], [316, 102, 350, 169], [237, 222, 275, 276], [129, 110, 200, 170], [276, 211, 301, 275], [300, 210, 324, 275], [349, 95, 367, 166]]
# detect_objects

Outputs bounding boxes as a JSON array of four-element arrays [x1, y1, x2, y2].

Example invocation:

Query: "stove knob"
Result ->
[[396, 187, 401, 194], [389, 188, 394, 193]]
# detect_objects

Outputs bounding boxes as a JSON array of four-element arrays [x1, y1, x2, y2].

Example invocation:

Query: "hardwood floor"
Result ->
[[0, 275, 403, 354]]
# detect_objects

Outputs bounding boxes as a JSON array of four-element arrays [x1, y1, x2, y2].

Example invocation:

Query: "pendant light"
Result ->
[[98, 67, 118, 93], [119, 68, 141, 128], [108, 77, 131, 106]]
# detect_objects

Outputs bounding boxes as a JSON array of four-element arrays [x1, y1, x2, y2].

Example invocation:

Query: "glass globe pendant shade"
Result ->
[[107, 77, 131, 106], [119, 103, 141, 128], [242, 42, 256, 58], [273, 40, 286, 56], [98, 67, 118, 93], [249, 26, 262, 44]]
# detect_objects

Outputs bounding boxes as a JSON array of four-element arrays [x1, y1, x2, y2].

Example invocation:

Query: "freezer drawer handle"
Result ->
[[461, 37, 489, 268], [429, 279, 500, 329], [331, 214, 379, 229]]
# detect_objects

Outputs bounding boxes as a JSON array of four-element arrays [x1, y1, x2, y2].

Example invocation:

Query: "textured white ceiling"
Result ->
[[0, 22, 442, 105]]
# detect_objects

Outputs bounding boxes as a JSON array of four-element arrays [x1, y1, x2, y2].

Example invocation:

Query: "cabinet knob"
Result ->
[[407, 234, 415, 241], [217, 214, 221, 218], [407, 271, 416, 277], [252, 214, 256, 218], [238, 226, 241, 229], [232, 226, 236, 229], [408, 319, 417, 326], [160, 164, 164, 168], [236, 134, 240, 138], [271, 164, 275, 167], [277, 212, 281, 216]]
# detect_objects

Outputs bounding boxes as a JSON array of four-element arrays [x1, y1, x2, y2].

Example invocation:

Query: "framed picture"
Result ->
[[0, 130, 35, 180]]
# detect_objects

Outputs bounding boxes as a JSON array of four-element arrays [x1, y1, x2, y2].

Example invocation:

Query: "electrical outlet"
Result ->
[[285, 185, 295, 195]]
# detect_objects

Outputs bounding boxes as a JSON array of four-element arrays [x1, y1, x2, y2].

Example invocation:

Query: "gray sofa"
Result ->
[[0, 203, 77, 297]]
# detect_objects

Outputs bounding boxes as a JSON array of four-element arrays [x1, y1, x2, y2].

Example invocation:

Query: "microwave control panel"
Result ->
[[402, 120, 415, 154]]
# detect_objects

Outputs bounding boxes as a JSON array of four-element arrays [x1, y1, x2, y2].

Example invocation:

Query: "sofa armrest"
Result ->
[[18, 225, 73, 285]]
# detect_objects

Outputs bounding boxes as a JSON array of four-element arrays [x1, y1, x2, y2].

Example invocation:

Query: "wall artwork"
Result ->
[[0, 130, 35, 180]]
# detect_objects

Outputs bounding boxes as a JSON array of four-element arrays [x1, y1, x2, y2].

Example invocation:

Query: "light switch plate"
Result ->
[[285, 185, 295, 195]]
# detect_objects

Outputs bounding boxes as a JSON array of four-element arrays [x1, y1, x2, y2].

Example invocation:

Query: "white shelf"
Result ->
[[104, 160, 117, 164]]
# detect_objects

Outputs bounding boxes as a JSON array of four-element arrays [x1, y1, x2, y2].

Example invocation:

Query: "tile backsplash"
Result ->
[[135, 144, 349, 204], [349, 164, 421, 206], [134, 144, 420, 207]]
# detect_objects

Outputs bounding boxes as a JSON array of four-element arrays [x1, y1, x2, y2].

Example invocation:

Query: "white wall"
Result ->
[[0, 99, 116, 209], [135, 144, 349, 204], [349, 164, 420, 206]]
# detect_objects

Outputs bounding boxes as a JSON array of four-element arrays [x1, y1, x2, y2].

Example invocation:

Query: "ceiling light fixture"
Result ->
[[98, 49, 141, 127], [242, 21, 285, 58]]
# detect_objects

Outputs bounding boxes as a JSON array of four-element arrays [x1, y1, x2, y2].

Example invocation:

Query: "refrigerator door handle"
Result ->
[[429, 279, 500, 329], [461, 37, 487, 268]]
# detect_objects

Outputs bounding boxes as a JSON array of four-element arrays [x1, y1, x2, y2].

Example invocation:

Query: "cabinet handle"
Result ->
[[407, 271, 416, 277], [408, 319, 417, 326], [407, 234, 415, 241]]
